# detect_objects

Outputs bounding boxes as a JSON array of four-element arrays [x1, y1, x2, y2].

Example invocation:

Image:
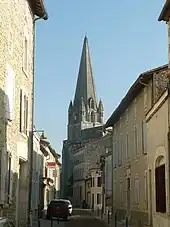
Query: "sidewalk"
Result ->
[[93, 212, 137, 227]]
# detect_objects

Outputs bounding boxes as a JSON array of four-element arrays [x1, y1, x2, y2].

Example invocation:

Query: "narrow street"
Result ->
[[38, 209, 107, 227]]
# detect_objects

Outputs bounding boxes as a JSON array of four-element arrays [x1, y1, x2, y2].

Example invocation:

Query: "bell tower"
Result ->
[[67, 36, 104, 141]]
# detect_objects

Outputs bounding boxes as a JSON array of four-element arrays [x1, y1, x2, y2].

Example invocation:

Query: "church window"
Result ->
[[91, 112, 95, 122], [89, 98, 95, 109]]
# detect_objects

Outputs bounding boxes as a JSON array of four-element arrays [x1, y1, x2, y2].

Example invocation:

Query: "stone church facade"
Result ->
[[61, 36, 104, 199]]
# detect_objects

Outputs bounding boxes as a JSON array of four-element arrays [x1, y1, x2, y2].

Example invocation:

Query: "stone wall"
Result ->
[[0, 0, 34, 226]]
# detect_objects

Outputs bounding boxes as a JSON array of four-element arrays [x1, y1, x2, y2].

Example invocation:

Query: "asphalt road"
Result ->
[[38, 209, 107, 227]]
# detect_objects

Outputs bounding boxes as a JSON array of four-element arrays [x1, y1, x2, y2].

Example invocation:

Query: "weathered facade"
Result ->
[[105, 152, 112, 209], [32, 130, 44, 222], [0, 1, 47, 225], [105, 65, 168, 226], [72, 133, 112, 206], [146, 90, 170, 227], [39, 134, 61, 210], [61, 36, 104, 198]]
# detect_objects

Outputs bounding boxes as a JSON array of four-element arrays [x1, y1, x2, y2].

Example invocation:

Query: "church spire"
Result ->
[[74, 36, 97, 106]]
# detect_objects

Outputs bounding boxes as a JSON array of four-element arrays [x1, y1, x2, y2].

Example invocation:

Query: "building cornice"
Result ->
[[158, 0, 170, 22], [105, 65, 168, 128], [28, 0, 48, 19], [146, 90, 168, 122]]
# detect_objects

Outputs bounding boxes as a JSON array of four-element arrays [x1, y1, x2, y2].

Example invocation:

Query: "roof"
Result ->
[[105, 64, 168, 128], [29, 0, 48, 19], [158, 0, 170, 22], [40, 134, 61, 165], [74, 36, 97, 106]]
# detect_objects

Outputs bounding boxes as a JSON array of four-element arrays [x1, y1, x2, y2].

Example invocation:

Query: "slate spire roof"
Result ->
[[74, 36, 97, 105]]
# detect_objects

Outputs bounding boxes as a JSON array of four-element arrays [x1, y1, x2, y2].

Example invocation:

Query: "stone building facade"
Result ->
[[0, 0, 47, 226], [105, 65, 168, 226], [39, 134, 61, 211], [72, 133, 112, 206]]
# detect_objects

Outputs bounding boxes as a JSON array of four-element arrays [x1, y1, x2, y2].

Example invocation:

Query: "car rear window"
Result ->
[[50, 201, 68, 206]]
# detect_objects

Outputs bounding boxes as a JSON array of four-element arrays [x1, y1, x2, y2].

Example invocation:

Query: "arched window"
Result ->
[[155, 155, 166, 213], [91, 111, 95, 122], [89, 98, 95, 109]]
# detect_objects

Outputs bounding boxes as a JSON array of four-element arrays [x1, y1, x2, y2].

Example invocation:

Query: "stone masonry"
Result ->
[[0, 0, 34, 226]]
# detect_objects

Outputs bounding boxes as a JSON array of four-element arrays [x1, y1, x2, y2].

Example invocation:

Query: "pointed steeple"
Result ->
[[74, 36, 97, 106]]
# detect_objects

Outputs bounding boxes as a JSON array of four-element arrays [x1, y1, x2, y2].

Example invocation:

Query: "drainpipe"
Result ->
[[110, 128, 114, 220], [167, 21, 170, 217], [27, 13, 48, 227]]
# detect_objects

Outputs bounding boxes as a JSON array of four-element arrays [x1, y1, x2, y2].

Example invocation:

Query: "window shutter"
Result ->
[[20, 89, 23, 132], [144, 170, 148, 208], [26, 97, 28, 134], [144, 87, 148, 111], [135, 178, 140, 203], [5, 152, 9, 202], [142, 121, 147, 154], [5, 64, 15, 121], [9, 157, 13, 203], [134, 125, 138, 155], [126, 134, 129, 160], [116, 142, 119, 167], [0, 147, 6, 203]]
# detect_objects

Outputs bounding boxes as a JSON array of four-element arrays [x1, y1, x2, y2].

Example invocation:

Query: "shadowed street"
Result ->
[[37, 209, 107, 227]]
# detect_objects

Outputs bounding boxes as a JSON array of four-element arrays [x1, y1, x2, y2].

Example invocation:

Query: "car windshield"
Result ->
[[50, 200, 68, 206]]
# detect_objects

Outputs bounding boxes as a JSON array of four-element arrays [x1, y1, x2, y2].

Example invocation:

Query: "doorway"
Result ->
[[17, 160, 27, 227], [148, 169, 152, 226], [92, 194, 94, 209], [127, 177, 130, 215]]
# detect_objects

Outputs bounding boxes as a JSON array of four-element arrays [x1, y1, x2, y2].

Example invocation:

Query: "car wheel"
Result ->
[[63, 216, 68, 221], [46, 214, 50, 220]]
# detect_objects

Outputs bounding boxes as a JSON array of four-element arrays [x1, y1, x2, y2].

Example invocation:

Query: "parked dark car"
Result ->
[[47, 200, 69, 221], [0, 218, 15, 227]]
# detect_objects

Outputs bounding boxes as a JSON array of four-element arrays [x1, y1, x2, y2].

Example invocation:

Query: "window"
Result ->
[[92, 177, 95, 187], [113, 142, 116, 168], [5, 153, 13, 203], [91, 112, 95, 122], [134, 178, 140, 204], [114, 125, 116, 134], [97, 193, 101, 204], [119, 117, 122, 129], [134, 98, 137, 119], [134, 125, 138, 155], [45, 167, 47, 178], [79, 186, 82, 200], [120, 182, 123, 202], [142, 121, 147, 154], [23, 36, 28, 73], [5, 64, 15, 121], [144, 171, 148, 209], [118, 140, 122, 166], [155, 165, 166, 213], [125, 109, 128, 124], [19, 90, 28, 134], [97, 177, 102, 187], [144, 87, 148, 111], [126, 134, 129, 160]]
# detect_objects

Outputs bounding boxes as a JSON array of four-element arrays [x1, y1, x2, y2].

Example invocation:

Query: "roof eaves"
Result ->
[[158, 0, 170, 22], [105, 64, 168, 128], [29, 0, 48, 19]]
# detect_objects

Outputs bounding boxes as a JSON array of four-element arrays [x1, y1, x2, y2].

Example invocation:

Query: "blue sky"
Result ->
[[34, 0, 167, 154]]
